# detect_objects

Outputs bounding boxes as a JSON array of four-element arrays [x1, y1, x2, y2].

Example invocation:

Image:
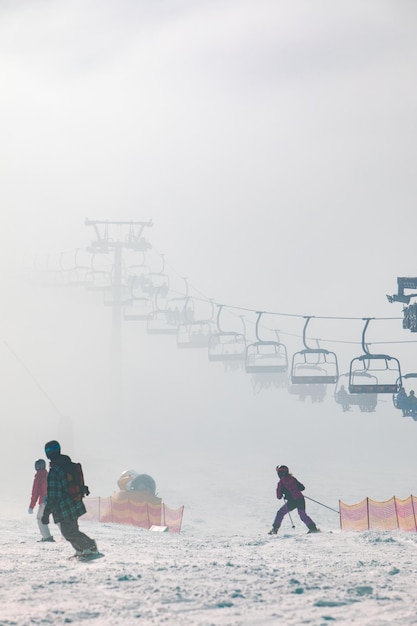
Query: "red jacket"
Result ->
[[29, 469, 48, 508], [277, 474, 305, 501]]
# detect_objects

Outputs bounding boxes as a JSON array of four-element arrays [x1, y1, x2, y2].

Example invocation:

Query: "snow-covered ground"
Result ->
[[4, 472, 417, 626], [4, 384, 417, 625]]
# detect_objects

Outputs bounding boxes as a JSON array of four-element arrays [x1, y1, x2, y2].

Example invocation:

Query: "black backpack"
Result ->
[[66, 461, 90, 502]]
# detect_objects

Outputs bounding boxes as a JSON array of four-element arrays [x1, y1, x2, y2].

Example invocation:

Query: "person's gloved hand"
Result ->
[[41, 512, 50, 525], [28, 508, 34, 514]]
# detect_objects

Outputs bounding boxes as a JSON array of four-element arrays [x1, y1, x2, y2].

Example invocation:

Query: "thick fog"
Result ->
[[1, 1, 417, 516]]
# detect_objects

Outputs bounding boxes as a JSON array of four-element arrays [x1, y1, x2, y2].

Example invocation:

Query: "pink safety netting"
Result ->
[[82, 496, 184, 533], [339, 496, 417, 532]]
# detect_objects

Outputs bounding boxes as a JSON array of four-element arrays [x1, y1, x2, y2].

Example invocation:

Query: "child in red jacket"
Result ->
[[28, 459, 55, 542], [268, 465, 319, 535]]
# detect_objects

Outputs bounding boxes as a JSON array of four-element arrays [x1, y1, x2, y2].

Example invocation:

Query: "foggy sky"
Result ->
[[1, 1, 417, 506]]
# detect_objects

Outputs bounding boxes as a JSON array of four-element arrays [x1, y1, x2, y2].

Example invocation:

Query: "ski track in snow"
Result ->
[[2, 516, 417, 625]]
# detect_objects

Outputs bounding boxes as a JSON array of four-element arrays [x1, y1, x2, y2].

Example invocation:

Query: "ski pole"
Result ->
[[287, 510, 295, 528], [284, 498, 295, 528], [305, 496, 340, 515]]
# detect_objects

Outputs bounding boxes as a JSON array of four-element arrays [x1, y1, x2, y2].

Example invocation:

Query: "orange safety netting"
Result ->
[[339, 496, 417, 532], [82, 496, 184, 533]]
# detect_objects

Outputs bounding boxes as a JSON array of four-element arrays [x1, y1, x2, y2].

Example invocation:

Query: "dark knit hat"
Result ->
[[276, 465, 289, 476], [45, 440, 61, 459]]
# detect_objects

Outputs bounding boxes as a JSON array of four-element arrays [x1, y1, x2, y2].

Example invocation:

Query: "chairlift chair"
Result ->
[[288, 369, 327, 403], [147, 310, 179, 335], [290, 318, 339, 384], [393, 373, 417, 419], [208, 332, 247, 362], [244, 312, 289, 375], [177, 321, 213, 348], [84, 253, 113, 291], [84, 269, 113, 291], [348, 319, 402, 394], [124, 297, 154, 321], [135, 254, 169, 297], [103, 284, 131, 306], [56, 249, 91, 287], [335, 372, 378, 413], [208, 305, 247, 362], [245, 341, 288, 373], [291, 350, 339, 384], [140, 271, 170, 297], [165, 295, 194, 328]]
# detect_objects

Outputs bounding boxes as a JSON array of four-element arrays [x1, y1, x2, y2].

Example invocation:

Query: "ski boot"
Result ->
[[38, 536, 55, 542], [307, 524, 320, 534]]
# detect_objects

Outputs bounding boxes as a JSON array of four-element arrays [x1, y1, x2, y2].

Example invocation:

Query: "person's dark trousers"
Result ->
[[60, 518, 95, 552]]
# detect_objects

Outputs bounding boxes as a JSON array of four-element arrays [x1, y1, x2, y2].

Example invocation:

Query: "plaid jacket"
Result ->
[[44, 456, 86, 523]]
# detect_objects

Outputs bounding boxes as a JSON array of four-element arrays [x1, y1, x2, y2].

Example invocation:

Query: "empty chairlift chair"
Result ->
[[290, 317, 339, 385], [208, 305, 247, 363], [349, 319, 402, 395], [245, 313, 289, 392]]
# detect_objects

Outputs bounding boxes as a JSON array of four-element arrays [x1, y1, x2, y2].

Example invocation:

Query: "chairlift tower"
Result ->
[[85, 219, 153, 415]]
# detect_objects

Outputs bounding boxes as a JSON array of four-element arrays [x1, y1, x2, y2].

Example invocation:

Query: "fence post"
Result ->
[[411, 495, 417, 532], [394, 496, 399, 530]]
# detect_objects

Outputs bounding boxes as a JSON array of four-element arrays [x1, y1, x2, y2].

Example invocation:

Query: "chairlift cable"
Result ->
[[46, 242, 408, 347], [3, 341, 65, 418]]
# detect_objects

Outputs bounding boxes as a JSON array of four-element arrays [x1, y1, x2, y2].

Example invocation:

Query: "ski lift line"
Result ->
[[372, 340, 417, 344], [33, 254, 410, 347], [3, 341, 65, 418], [36, 241, 407, 349], [44, 246, 402, 324], [150, 245, 212, 300], [85, 218, 153, 227], [148, 245, 368, 320], [224, 308, 401, 322], [153, 253, 185, 280], [188, 301, 402, 322], [210, 299, 364, 321], [226, 318, 400, 348]]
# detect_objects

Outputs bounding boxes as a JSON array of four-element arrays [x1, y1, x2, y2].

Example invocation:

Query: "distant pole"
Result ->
[[85, 219, 153, 419], [111, 241, 123, 412]]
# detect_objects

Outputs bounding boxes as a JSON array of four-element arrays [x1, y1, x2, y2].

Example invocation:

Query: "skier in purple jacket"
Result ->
[[268, 465, 319, 535]]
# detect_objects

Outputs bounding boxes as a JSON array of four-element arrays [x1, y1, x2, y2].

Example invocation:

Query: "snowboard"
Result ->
[[68, 551, 105, 562], [78, 551, 105, 562]]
